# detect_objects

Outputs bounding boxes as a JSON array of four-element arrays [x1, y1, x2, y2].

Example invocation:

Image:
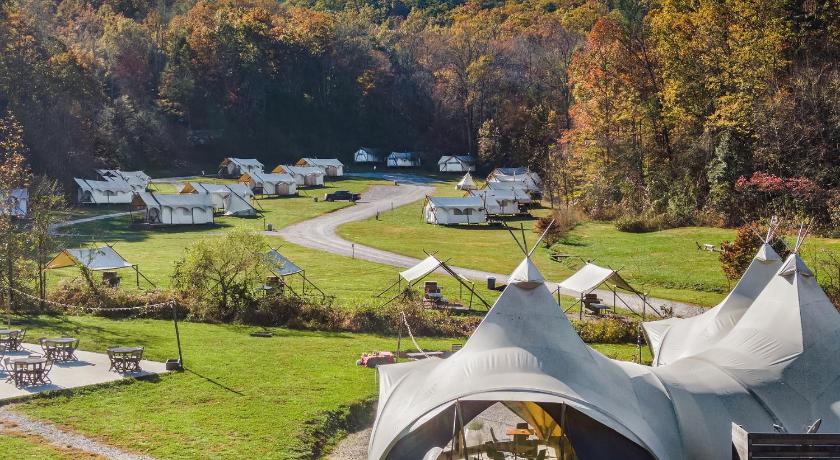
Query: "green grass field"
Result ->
[[338, 181, 840, 307], [4, 315, 645, 458]]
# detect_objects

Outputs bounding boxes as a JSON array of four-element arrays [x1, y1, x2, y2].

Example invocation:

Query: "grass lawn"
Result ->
[[338, 181, 840, 307], [0, 431, 89, 459], [5, 315, 644, 459]]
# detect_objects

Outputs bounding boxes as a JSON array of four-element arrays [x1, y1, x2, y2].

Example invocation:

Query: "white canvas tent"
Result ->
[[264, 249, 325, 299], [354, 147, 382, 164], [371, 251, 840, 460], [369, 258, 682, 459], [75, 178, 136, 204], [46, 246, 153, 288], [271, 165, 325, 186], [376, 255, 490, 309], [387, 152, 421, 168], [486, 167, 542, 194], [557, 262, 652, 319], [178, 182, 256, 217], [0, 188, 27, 218], [96, 170, 150, 190], [643, 243, 783, 366], [468, 189, 526, 215], [296, 158, 344, 176], [438, 155, 476, 172], [423, 196, 486, 225], [131, 192, 214, 225], [240, 171, 297, 196], [455, 172, 477, 191], [220, 158, 264, 177]]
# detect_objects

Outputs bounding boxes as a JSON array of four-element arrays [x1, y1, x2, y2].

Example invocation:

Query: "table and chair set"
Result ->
[[0, 329, 146, 388]]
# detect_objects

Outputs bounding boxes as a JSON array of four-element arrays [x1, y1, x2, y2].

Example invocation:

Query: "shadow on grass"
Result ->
[[185, 368, 244, 396], [56, 216, 236, 246]]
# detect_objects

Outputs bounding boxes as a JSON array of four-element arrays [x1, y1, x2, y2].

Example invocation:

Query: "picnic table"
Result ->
[[107, 346, 144, 372], [0, 329, 24, 351], [7, 356, 51, 387], [39, 337, 79, 361]]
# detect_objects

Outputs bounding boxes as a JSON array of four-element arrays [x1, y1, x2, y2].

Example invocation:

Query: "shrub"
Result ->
[[572, 317, 639, 343], [719, 222, 790, 282], [534, 207, 582, 246]]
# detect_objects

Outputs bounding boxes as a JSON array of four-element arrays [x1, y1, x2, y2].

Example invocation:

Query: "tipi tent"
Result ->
[[75, 178, 135, 204], [369, 258, 682, 459], [178, 182, 256, 217], [423, 196, 486, 225], [296, 158, 344, 177], [240, 171, 297, 196], [438, 155, 476, 173], [220, 158, 264, 177], [643, 243, 783, 366], [131, 192, 214, 225], [272, 165, 325, 186], [455, 172, 477, 191]]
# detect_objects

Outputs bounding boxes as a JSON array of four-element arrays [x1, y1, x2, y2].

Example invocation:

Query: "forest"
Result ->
[[0, 0, 838, 229]]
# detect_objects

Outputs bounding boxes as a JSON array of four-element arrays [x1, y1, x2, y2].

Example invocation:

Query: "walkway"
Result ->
[[278, 175, 703, 318]]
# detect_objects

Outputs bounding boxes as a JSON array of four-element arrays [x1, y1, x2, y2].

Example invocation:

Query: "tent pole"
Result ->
[[135, 265, 140, 289], [579, 294, 583, 320], [172, 302, 184, 369], [396, 323, 401, 363]]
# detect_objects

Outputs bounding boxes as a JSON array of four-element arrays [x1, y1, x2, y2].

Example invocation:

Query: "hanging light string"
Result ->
[[2, 286, 175, 314], [401, 311, 429, 358]]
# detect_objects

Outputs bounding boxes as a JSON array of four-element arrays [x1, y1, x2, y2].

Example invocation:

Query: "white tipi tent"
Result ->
[[455, 172, 477, 191], [643, 242, 783, 366]]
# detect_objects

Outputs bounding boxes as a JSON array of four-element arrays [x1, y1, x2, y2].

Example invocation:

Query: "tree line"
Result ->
[[0, 0, 837, 229]]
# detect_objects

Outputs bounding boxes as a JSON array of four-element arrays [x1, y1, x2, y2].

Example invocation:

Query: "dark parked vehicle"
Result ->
[[324, 190, 361, 202]]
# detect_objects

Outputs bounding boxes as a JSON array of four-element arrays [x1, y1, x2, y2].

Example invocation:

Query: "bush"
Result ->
[[572, 317, 639, 343], [719, 222, 790, 282], [534, 207, 582, 246]]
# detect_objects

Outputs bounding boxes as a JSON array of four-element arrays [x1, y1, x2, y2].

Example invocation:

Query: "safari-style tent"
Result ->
[[271, 165, 325, 187], [486, 167, 542, 194], [423, 196, 486, 225], [240, 171, 297, 196], [353, 147, 382, 164], [131, 192, 215, 225], [96, 170, 150, 190], [438, 155, 476, 173], [46, 246, 153, 288], [178, 182, 256, 217], [469, 189, 528, 215], [75, 178, 136, 204], [263, 249, 326, 300], [296, 158, 344, 177], [0, 188, 28, 218], [375, 254, 490, 310], [219, 158, 264, 177], [456, 172, 477, 191], [387, 152, 421, 168]]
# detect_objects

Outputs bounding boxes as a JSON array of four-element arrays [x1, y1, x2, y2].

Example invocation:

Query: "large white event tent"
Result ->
[[643, 243, 783, 366], [178, 182, 256, 217], [423, 196, 486, 225], [370, 247, 840, 459]]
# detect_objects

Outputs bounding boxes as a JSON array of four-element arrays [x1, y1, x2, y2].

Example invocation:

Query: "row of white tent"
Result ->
[[219, 157, 344, 180], [370, 228, 840, 459]]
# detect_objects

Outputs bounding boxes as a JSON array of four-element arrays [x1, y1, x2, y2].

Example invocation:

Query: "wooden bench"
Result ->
[[584, 302, 611, 315]]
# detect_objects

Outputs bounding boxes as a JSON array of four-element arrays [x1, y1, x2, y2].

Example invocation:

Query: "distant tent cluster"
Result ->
[[370, 224, 840, 460], [75, 169, 150, 205], [177, 182, 256, 217], [218, 157, 343, 194]]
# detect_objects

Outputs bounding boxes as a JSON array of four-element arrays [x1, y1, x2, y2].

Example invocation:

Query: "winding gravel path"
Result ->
[[0, 407, 155, 460], [277, 174, 703, 318]]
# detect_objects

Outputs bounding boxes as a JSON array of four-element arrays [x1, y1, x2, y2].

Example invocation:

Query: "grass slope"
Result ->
[[8, 315, 644, 458]]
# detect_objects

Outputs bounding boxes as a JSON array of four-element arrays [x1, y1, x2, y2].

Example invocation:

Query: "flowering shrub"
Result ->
[[734, 172, 828, 224]]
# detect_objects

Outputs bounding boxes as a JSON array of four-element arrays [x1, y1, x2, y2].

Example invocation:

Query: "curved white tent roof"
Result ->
[[643, 243, 783, 366], [370, 258, 681, 459]]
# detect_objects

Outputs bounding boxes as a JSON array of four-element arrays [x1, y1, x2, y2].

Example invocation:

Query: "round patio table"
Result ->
[[11, 357, 49, 386], [43, 337, 76, 345], [109, 346, 143, 354], [41, 338, 79, 361], [107, 346, 144, 373]]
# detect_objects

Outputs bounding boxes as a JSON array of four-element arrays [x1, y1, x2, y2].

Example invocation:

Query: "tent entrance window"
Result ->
[[400, 401, 653, 460]]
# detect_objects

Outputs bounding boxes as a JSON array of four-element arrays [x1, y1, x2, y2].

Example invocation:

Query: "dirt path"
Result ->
[[277, 174, 703, 318], [0, 407, 155, 460]]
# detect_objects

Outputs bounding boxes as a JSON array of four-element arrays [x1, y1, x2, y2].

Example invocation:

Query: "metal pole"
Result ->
[[352, 244, 355, 259], [172, 302, 184, 369], [396, 325, 401, 364]]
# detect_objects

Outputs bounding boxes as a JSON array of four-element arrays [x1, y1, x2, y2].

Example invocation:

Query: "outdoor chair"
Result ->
[[9, 330, 25, 351], [2, 358, 14, 381]]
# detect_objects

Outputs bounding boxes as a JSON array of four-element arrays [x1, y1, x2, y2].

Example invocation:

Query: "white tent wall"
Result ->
[[242, 172, 297, 196], [469, 190, 520, 215], [134, 193, 215, 225], [354, 148, 381, 164], [75, 178, 135, 204], [643, 243, 783, 366], [297, 158, 344, 176], [273, 166, 325, 186], [423, 197, 486, 225], [438, 156, 476, 172]]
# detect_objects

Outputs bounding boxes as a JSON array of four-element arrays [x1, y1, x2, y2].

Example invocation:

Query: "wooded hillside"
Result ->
[[0, 0, 838, 227]]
